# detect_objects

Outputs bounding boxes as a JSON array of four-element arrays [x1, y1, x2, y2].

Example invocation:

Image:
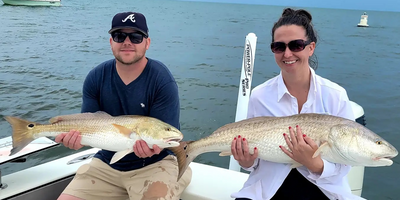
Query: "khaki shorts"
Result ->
[[62, 156, 192, 200]]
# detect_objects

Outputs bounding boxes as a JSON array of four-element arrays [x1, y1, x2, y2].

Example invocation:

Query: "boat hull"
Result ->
[[2, 0, 61, 6], [0, 148, 364, 200]]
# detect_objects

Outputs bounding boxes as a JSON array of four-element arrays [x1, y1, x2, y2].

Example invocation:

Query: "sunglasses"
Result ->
[[111, 32, 147, 44], [270, 39, 311, 53]]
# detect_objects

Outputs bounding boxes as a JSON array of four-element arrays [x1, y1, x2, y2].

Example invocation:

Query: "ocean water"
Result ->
[[0, 0, 400, 199]]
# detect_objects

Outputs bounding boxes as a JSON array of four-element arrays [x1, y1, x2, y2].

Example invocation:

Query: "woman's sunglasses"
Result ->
[[111, 32, 147, 44], [270, 39, 311, 53]]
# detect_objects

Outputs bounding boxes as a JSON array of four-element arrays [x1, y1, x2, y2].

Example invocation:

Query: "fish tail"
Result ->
[[4, 116, 38, 156], [168, 140, 196, 181]]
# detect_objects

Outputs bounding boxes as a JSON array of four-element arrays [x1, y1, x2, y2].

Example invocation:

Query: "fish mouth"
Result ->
[[165, 138, 182, 142], [383, 156, 395, 159], [374, 156, 395, 161], [164, 137, 182, 147], [374, 150, 398, 161], [381, 150, 398, 159], [164, 136, 183, 143]]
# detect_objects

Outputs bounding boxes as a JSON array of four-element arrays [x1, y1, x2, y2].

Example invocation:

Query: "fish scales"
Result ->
[[30, 118, 139, 152], [189, 114, 345, 162], [4, 112, 184, 164], [170, 113, 398, 181]]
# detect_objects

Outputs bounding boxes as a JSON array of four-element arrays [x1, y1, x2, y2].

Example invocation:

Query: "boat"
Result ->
[[1, 0, 61, 6], [357, 12, 369, 27], [0, 33, 368, 200]]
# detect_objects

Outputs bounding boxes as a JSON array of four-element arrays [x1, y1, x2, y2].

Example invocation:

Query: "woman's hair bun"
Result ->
[[281, 8, 312, 23]]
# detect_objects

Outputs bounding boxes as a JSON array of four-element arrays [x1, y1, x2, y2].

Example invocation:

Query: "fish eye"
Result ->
[[376, 140, 382, 145], [166, 128, 171, 131]]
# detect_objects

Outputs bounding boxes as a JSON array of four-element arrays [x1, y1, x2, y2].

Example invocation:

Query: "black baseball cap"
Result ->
[[108, 12, 149, 37]]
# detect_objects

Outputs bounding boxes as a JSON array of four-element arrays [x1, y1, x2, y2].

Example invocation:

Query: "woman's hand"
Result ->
[[280, 125, 324, 174], [231, 135, 259, 168]]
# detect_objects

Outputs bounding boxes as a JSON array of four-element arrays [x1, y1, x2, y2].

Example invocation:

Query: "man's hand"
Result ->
[[133, 140, 163, 158], [55, 130, 84, 150]]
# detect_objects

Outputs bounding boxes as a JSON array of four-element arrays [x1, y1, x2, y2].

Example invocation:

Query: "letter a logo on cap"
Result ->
[[122, 14, 136, 23]]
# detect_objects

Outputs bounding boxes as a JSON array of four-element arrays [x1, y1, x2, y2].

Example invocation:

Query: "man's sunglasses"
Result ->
[[111, 32, 147, 44], [270, 39, 311, 53]]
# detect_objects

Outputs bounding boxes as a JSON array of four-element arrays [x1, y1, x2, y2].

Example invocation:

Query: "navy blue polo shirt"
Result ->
[[81, 58, 180, 171]]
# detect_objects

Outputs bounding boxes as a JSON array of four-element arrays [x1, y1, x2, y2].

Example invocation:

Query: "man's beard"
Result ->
[[115, 54, 143, 65]]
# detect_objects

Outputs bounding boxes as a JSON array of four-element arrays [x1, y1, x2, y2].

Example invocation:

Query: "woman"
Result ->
[[230, 8, 361, 200]]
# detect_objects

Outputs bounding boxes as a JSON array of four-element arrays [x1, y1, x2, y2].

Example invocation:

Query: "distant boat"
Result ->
[[1, 0, 61, 6], [357, 12, 369, 27]]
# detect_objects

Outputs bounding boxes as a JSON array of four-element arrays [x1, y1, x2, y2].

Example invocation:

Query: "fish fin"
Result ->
[[4, 116, 39, 156], [49, 117, 63, 124], [168, 141, 195, 181], [49, 111, 113, 124], [110, 149, 133, 164], [312, 142, 329, 158], [219, 151, 232, 156], [112, 124, 132, 138], [290, 162, 303, 168], [129, 131, 141, 140]]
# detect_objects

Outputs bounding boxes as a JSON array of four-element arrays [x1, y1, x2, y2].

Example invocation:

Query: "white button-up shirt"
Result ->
[[231, 68, 365, 200]]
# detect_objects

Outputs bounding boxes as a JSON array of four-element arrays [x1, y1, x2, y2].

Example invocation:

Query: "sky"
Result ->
[[182, 0, 400, 12]]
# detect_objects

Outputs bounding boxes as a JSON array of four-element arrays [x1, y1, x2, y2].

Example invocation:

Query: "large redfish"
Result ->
[[5, 111, 183, 164], [171, 113, 398, 180]]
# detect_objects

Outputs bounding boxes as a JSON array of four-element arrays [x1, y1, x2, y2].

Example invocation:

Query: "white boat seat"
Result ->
[[181, 162, 249, 200]]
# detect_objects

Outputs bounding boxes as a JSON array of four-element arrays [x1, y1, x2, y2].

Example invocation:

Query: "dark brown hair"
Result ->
[[271, 8, 318, 70]]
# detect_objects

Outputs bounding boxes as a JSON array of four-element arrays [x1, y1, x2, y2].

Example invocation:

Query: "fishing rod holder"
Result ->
[[0, 156, 28, 190], [0, 169, 8, 190]]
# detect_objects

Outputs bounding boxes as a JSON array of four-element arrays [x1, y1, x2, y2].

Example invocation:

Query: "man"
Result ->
[[56, 11, 192, 200]]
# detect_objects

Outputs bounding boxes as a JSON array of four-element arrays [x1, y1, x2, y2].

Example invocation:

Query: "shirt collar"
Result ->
[[276, 67, 317, 102], [277, 71, 289, 102]]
